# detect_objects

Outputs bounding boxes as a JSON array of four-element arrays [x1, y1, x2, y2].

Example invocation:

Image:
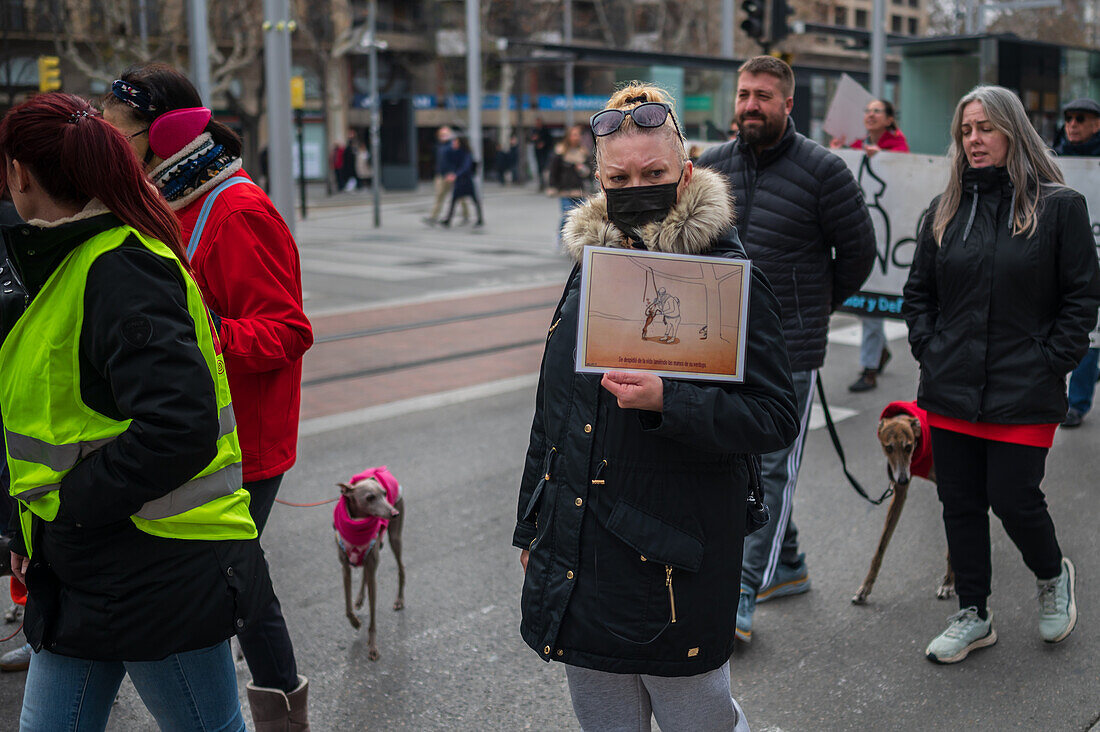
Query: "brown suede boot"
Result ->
[[247, 675, 310, 732]]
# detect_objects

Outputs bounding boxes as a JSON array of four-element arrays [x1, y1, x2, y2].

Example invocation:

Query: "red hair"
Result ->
[[0, 93, 187, 267]]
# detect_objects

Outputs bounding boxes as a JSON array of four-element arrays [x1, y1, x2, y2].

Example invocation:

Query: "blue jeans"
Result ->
[[1067, 347, 1099, 414], [20, 642, 244, 731], [859, 316, 887, 370]]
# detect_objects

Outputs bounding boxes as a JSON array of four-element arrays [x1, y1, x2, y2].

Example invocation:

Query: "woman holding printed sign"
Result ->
[[513, 83, 798, 730], [903, 85, 1100, 664], [104, 64, 314, 729], [831, 99, 911, 392]]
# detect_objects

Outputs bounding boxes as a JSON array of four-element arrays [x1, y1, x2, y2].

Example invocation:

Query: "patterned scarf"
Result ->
[[152, 133, 238, 205]]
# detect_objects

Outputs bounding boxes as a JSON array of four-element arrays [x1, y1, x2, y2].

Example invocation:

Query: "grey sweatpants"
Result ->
[[741, 369, 816, 592], [565, 661, 750, 731]]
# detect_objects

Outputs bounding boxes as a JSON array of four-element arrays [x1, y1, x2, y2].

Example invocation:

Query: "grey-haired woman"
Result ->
[[903, 85, 1100, 664]]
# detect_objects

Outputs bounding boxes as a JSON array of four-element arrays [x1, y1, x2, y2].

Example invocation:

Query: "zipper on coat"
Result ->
[[666, 565, 677, 624], [791, 269, 804, 329], [740, 153, 757, 242], [547, 318, 561, 340]]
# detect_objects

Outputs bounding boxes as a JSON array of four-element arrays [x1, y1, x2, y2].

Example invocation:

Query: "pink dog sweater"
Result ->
[[880, 401, 933, 480], [333, 466, 401, 567]]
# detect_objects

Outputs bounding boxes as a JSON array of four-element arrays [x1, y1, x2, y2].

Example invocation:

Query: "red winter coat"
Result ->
[[879, 401, 932, 480], [178, 171, 314, 481], [851, 128, 910, 153]]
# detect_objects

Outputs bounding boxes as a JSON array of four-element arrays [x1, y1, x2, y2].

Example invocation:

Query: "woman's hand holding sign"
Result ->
[[601, 370, 664, 412]]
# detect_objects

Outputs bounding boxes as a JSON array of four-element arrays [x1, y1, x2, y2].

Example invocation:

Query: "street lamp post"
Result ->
[[367, 0, 383, 228], [262, 0, 296, 234], [188, 0, 212, 105], [465, 0, 482, 190]]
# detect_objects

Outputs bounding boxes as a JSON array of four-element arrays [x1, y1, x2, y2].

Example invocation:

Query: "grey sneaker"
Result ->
[[925, 607, 997, 664], [0, 643, 31, 672], [1038, 557, 1077, 643], [757, 553, 811, 603], [735, 586, 756, 643]]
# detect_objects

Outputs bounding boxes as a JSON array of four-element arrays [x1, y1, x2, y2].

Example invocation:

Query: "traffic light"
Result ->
[[770, 0, 795, 45], [37, 56, 61, 92], [741, 0, 766, 43]]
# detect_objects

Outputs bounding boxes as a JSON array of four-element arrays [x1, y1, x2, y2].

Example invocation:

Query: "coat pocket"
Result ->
[[594, 498, 705, 644]]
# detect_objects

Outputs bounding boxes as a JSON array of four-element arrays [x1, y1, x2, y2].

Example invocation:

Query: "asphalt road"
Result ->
[[1, 186, 1097, 731]]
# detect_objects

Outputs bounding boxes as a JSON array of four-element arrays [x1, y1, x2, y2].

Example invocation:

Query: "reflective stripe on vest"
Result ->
[[5, 404, 236, 473], [0, 225, 254, 551]]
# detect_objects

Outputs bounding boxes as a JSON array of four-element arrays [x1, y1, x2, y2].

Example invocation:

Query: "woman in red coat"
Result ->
[[104, 64, 314, 730]]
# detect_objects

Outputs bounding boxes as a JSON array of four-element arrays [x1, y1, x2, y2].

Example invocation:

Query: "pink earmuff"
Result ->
[[148, 107, 213, 160]]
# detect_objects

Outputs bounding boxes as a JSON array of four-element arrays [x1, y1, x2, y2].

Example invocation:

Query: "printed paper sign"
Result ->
[[575, 246, 751, 382]]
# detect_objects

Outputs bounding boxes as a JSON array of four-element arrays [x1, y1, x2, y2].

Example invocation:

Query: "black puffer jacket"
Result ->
[[903, 166, 1100, 424], [697, 120, 876, 371], [513, 169, 799, 676], [1, 210, 273, 661]]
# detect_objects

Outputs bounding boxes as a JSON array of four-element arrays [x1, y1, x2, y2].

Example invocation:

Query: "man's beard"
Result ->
[[736, 112, 784, 148]]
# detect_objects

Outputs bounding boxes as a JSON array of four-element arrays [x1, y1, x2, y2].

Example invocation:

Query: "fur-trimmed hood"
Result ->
[[561, 166, 734, 262]]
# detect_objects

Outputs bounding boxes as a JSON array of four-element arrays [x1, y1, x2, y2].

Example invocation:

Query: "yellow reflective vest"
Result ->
[[0, 225, 256, 556]]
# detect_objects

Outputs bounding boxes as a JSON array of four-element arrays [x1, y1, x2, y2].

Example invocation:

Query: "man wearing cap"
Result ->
[[1056, 98, 1100, 428]]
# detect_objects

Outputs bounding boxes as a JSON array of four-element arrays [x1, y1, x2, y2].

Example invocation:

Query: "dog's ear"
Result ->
[[337, 482, 354, 495], [877, 419, 888, 437], [908, 416, 921, 435]]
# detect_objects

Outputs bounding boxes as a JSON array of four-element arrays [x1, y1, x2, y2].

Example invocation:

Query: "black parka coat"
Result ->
[[696, 121, 876, 372], [513, 168, 799, 676], [903, 166, 1100, 424]]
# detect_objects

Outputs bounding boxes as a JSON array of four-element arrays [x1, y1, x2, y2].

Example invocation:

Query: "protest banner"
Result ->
[[836, 150, 1100, 319]]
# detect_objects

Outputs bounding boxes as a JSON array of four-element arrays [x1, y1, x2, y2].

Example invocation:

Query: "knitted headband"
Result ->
[[111, 80, 156, 115]]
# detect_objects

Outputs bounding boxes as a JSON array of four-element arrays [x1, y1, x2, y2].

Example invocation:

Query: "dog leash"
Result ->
[[0, 621, 22, 643], [274, 497, 340, 508], [815, 378, 894, 506]]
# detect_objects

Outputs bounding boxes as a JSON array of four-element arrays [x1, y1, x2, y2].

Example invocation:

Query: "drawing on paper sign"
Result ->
[[575, 246, 751, 383]]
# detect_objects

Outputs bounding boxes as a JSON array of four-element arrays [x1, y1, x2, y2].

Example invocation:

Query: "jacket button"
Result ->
[[543, 645, 551, 655], [583, 424, 592, 433], [236, 618, 245, 629], [566, 570, 574, 580], [226, 567, 234, 577], [640, 555, 647, 562], [575, 497, 583, 507], [556, 649, 564, 657]]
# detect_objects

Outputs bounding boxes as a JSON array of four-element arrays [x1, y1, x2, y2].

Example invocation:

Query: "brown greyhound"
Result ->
[[852, 406, 955, 605], [334, 469, 406, 661]]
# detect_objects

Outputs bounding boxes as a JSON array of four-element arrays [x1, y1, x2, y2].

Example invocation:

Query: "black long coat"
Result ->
[[903, 166, 1100, 424], [513, 169, 799, 676]]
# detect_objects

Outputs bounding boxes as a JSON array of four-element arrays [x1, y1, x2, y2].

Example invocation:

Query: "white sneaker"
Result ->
[[925, 607, 997, 664], [1038, 557, 1077, 643]]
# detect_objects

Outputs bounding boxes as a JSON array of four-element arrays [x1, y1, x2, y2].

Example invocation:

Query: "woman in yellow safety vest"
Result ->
[[0, 93, 271, 730]]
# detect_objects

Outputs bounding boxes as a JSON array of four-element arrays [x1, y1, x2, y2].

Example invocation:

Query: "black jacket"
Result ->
[[514, 169, 799, 676], [697, 120, 876, 371], [1055, 129, 1100, 157], [0, 211, 273, 661], [903, 167, 1100, 424]]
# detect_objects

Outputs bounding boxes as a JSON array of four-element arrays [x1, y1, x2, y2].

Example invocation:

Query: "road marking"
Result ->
[[299, 373, 539, 436], [828, 320, 909, 347], [306, 277, 564, 319], [809, 403, 857, 431]]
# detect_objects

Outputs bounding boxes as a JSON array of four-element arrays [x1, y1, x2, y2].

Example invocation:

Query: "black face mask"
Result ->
[[603, 175, 681, 238]]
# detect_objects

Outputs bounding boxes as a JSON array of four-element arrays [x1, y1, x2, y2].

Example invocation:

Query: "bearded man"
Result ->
[[697, 55, 875, 643]]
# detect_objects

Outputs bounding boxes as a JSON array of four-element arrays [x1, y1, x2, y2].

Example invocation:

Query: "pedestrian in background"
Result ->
[[440, 136, 483, 228], [342, 132, 360, 191], [331, 142, 346, 190], [516, 82, 798, 732], [1, 92, 272, 731], [105, 63, 314, 728], [497, 133, 520, 184], [1054, 98, 1100, 429], [904, 85, 1100, 664], [697, 55, 875, 644], [728, 118, 739, 140], [530, 117, 553, 190], [426, 126, 468, 225], [547, 123, 592, 246], [830, 99, 911, 393]]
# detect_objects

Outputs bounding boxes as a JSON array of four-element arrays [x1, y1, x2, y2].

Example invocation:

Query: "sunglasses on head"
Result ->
[[1065, 113, 1092, 124], [590, 102, 683, 139]]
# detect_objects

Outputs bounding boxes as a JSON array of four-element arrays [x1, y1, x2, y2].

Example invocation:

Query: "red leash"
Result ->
[[274, 496, 339, 508], [0, 622, 23, 643]]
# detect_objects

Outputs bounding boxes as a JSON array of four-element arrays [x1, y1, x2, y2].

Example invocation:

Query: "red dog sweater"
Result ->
[[880, 401, 933, 480]]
